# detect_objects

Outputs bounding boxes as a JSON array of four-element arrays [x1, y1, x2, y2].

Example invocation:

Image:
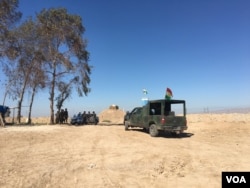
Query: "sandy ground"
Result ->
[[0, 114, 250, 188]]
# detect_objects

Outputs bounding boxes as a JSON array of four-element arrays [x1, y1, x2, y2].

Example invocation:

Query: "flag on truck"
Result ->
[[143, 89, 148, 95], [165, 87, 173, 100]]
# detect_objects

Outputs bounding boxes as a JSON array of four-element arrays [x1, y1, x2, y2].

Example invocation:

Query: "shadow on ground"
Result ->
[[127, 128, 194, 139]]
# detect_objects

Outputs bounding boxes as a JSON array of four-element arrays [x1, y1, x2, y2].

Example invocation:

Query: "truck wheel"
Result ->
[[149, 124, 159, 137], [125, 122, 129, 131]]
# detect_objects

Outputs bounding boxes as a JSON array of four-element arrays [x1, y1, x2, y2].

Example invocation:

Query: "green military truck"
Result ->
[[124, 99, 187, 137]]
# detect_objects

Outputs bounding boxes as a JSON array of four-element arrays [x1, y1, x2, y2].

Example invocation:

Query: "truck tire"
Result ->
[[149, 124, 159, 137], [125, 122, 129, 131]]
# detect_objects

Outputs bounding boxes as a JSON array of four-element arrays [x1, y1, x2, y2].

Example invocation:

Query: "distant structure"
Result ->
[[99, 104, 125, 124], [109, 104, 119, 110]]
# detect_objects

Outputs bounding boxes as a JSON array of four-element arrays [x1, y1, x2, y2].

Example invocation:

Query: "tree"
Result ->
[[3, 18, 46, 123], [55, 81, 72, 112], [0, 0, 22, 58], [55, 76, 80, 112], [0, 0, 21, 105], [27, 64, 46, 124], [36, 8, 92, 124]]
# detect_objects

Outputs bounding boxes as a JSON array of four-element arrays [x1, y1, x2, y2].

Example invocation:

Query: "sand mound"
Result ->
[[98, 105, 125, 125]]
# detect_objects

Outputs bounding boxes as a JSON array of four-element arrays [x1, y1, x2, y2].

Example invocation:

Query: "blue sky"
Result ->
[[0, 0, 250, 117]]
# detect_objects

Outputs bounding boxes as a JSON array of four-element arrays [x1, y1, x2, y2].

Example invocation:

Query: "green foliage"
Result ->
[[0, 0, 22, 58], [1, 4, 92, 124], [36, 8, 91, 95], [55, 81, 72, 111], [35, 8, 92, 124]]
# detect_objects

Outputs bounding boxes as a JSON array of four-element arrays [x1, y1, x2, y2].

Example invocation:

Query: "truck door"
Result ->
[[130, 108, 142, 126]]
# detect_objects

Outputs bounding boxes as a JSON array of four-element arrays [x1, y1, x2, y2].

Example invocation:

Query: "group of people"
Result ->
[[71, 111, 98, 125], [79, 111, 96, 118], [55, 109, 99, 125], [79, 111, 97, 124], [55, 108, 68, 124]]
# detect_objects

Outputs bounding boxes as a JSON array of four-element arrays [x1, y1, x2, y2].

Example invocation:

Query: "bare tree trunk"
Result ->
[[17, 100, 21, 123], [49, 66, 56, 124], [2, 83, 11, 106], [27, 87, 36, 124], [17, 78, 28, 124], [17, 87, 25, 124], [49, 94, 54, 124], [3, 89, 8, 106]]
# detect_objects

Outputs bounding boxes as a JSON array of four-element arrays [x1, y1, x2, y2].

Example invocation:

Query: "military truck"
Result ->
[[0, 105, 10, 127], [124, 99, 187, 137]]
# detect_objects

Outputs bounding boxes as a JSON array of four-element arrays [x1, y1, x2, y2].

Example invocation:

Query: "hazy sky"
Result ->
[[1, 0, 250, 117]]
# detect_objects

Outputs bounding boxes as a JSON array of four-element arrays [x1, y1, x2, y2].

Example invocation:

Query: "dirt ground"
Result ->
[[0, 114, 250, 188]]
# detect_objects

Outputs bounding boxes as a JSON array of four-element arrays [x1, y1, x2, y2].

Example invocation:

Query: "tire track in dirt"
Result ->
[[92, 126, 124, 187], [1, 122, 250, 188]]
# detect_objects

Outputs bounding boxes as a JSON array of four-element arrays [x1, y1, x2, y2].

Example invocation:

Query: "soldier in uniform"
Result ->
[[82, 111, 86, 124], [59, 109, 64, 124], [86, 111, 91, 124], [92, 111, 98, 125], [64, 108, 68, 123], [55, 110, 60, 124]]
